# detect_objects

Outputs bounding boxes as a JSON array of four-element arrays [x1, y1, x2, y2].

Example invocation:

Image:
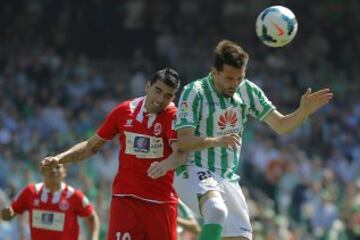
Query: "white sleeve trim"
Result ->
[[96, 133, 112, 141]]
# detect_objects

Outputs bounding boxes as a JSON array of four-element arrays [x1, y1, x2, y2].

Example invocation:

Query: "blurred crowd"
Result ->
[[1, 0, 360, 239]]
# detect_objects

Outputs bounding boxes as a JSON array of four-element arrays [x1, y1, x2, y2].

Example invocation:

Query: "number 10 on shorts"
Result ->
[[116, 232, 131, 240]]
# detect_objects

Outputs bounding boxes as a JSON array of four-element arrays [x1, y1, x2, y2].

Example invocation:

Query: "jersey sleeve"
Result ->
[[175, 84, 201, 130], [73, 190, 94, 218], [165, 106, 177, 144], [245, 81, 275, 121], [96, 104, 123, 140], [11, 185, 32, 214]]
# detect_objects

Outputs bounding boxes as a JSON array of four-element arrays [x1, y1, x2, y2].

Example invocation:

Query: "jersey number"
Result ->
[[197, 171, 213, 181], [116, 232, 131, 240]]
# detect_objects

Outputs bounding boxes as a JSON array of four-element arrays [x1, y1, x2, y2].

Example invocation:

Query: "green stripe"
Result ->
[[218, 96, 228, 177], [228, 150, 239, 178], [245, 83, 259, 117], [178, 202, 187, 216], [258, 105, 275, 121], [203, 79, 215, 172], [182, 84, 194, 101], [176, 83, 195, 128], [237, 89, 248, 125], [192, 92, 200, 124], [175, 165, 187, 176]]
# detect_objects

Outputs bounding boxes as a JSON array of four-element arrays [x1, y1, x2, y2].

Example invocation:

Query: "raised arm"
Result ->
[[41, 134, 107, 166], [265, 88, 333, 135]]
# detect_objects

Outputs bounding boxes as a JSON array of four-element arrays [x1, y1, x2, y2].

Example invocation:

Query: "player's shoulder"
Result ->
[[109, 97, 143, 114], [65, 185, 83, 199], [65, 185, 92, 207], [240, 78, 261, 90], [184, 76, 207, 93], [164, 102, 177, 114], [26, 182, 42, 193], [17, 183, 42, 198]]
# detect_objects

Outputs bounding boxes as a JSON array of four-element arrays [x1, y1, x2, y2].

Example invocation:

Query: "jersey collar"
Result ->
[[135, 96, 157, 128]]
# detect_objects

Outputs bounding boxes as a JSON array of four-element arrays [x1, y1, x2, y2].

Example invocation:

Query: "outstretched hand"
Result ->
[[40, 156, 60, 168], [214, 133, 242, 151], [300, 88, 333, 116]]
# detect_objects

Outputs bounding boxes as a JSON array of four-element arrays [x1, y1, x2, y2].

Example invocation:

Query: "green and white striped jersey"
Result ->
[[175, 74, 275, 181]]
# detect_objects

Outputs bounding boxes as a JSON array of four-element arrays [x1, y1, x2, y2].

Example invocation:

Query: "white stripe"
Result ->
[[253, 91, 265, 114], [129, 97, 143, 113], [35, 183, 43, 194], [135, 96, 146, 123], [40, 188, 48, 203], [96, 133, 112, 141], [147, 113, 156, 128], [135, 96, 158, 128], [239, 85, 251, 118], [113, 194, 165, 204], [51, 183, 66, 204], [66, 186, 75, 198]]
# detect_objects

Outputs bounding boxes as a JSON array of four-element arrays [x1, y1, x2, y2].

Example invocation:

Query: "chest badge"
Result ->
[[153, 122, 162, 135], [59, 199, 69, 211]]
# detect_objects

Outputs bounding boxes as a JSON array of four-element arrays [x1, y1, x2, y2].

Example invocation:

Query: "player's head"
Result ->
[[40, 162, 66, 186], [145, 68, 180, 113], [211, 40, 249, 97]]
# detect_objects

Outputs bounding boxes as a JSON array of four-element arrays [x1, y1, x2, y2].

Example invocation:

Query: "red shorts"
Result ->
[[107, 196, 177, 240]]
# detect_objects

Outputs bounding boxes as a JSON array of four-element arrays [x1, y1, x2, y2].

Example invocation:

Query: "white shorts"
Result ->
[[174, 165, 252, 239]]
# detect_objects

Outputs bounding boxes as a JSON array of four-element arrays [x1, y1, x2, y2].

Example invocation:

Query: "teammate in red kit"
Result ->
[[0, 163, 100, 240], [40, 68, 187, 240]]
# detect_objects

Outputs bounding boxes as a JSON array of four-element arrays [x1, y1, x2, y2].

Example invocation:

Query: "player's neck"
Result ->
[[44, 182, 63, 193]]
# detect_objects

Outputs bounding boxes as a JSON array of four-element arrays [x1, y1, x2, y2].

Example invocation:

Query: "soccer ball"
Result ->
[[255, 6, 298, 47]]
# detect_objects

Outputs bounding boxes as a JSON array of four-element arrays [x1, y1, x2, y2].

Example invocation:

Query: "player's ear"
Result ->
[[211, 66, 218, 76]]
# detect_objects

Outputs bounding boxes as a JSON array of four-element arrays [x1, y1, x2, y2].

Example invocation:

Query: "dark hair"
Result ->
[[213, 40, 249, 71], [149, 68, 180, 89]]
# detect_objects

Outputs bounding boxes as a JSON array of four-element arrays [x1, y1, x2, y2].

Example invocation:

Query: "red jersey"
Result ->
[[97, 96, 178, 203], [11, 183, 93, 240]]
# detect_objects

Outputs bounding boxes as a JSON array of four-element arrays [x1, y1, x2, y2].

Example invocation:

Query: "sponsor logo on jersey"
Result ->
[[41, 213, 54, 225], [217, 110, 237, 130], [32, 210, 65, 231], [134, 136, 150, 153], [153, 122, 162, 135], [125, 131, 164, 158]]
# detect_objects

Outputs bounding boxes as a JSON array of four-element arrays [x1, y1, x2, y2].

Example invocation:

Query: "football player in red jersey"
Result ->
[[1, 163, 100, 240], [40, 68, 187, 240]]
